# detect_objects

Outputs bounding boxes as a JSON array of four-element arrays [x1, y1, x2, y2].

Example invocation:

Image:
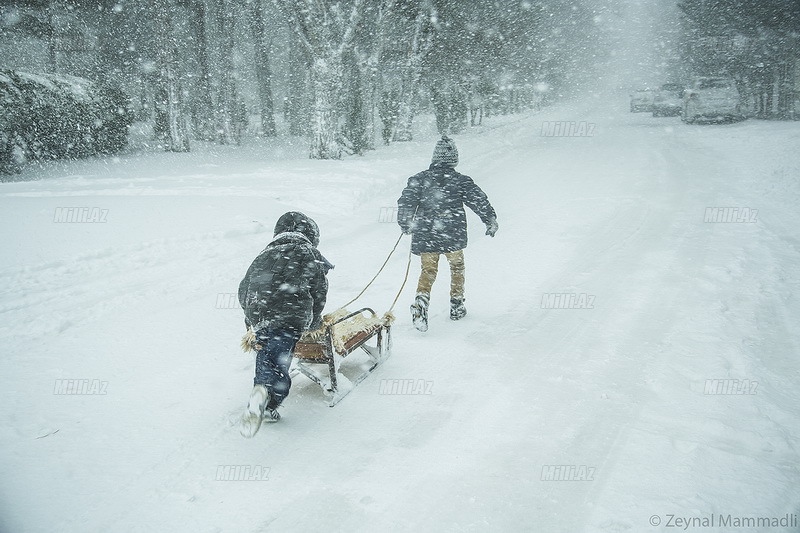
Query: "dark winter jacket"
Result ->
[[238, 212, 332, 334], [397, 163, 496, 255]]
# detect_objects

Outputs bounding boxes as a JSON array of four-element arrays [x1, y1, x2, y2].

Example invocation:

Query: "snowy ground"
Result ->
[[1, 96, 799, 533]]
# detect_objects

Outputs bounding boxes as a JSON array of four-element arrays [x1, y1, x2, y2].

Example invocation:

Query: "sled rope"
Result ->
[[388, 244, 413, 314], [340, 231, 409, 310], [387, 205, 418, 313], [340, 206, 417, 315]]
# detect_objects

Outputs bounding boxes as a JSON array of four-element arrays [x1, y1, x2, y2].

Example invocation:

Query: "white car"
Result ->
[[652, 83, 684, 117], [682, 77, 745, 123]]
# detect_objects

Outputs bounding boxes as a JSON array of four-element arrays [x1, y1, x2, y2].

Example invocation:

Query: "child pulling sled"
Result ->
[[397, 136, 498, 331]]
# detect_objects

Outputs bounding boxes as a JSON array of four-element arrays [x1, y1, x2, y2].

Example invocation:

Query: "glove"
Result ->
[[485, 218, 499, 237], [400, 225, 412, 235]]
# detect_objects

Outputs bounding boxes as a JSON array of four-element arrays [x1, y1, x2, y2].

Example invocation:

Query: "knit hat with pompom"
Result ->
[[431, 135, 458, 167]]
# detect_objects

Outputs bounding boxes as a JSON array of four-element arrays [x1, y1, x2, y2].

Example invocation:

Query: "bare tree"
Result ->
[[209, 0, 239, 144], [150, 0, 190, 152], [178, 0, 215, 140], [247, 0, 277, 137], [348, 0, 393, 152], [285, 30, 310, 137], [392, 1, 435, 142], [273, 0, 366, 159]]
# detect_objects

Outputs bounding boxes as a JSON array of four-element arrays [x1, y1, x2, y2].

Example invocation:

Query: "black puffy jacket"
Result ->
[[397, 163, 496, 255], [238, 212, 332, 334]]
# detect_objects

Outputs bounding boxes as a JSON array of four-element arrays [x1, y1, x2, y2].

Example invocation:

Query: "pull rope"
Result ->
[[387, 243, 413, 314], [340, 206, 418, 314], [388, 205, 418, 313], [340, 231, 407, 310]]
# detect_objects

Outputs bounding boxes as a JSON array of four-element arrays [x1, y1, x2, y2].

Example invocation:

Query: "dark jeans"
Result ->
[[254, 328, 301, 408]]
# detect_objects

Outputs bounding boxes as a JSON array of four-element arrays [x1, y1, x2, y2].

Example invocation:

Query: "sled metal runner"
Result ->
[[291, 307, 391, 407]]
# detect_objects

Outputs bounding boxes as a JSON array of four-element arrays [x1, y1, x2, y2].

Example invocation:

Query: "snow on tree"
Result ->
[[272, 0, 366, 159], [0, 69, 133, 173], [678, 0, 800, 119], [390, 0, 436, 142], [150, 0, 190, 152], [245, 0, 277, 138], [208, 0, 240, 145]]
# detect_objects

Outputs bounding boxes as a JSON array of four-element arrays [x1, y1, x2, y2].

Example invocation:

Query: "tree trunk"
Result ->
[[449, 85, 468, 134], [274, 0, 365, 159], [191, 1, 215, 140], [286, 36, 309, 136], [248, 1, 277, 137], [212, 0, 237, 144], [393, 93, 416, 141], [776, 53, 794, 119], [343, 50, 370, 155], [309, 56, 343, 159], [392, 9, 433, 142], [151, 0, 190, 152], [431, 84, 450, 135], [357, 0, 393, 150], [765, 65, 775, 117]]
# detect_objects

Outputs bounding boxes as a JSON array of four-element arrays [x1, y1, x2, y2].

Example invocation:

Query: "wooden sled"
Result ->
[[291, 307, 392, 406]]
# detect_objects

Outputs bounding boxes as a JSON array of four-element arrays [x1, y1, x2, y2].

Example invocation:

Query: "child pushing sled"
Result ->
[[237, 211, 332, 438]]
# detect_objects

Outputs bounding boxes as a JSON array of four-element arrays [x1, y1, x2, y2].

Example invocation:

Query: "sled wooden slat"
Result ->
[[291, 307, 391, 406], [292, 343, 326, 360]]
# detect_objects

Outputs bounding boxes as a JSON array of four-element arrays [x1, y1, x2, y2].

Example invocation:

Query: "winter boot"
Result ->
[[239, 384, 269, 438], [450, 297, 467, 320], [410, 292, 430, 332], [263, 398, 281, 423]]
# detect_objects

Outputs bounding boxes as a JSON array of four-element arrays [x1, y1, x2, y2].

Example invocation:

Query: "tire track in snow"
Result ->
[[434, 106, 704, 530]]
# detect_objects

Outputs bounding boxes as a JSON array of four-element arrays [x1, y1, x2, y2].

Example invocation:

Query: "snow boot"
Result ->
[[263, 397, 281, 423], [239, 385, 269, 438], [450, 297, 467, 320], [410, 292, 429, 332], [263, 407, 281, 423]]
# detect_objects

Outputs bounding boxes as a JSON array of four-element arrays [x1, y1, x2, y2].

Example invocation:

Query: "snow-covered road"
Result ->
[[1, 98, 798, 533]]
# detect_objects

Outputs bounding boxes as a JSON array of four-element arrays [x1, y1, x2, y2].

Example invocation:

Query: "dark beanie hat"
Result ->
[[431, 135, 458, 167], [273, 211, 320, 247]]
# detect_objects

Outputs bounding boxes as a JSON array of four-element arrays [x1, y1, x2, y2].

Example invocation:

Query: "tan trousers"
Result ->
[[416, 250, 465, 300]]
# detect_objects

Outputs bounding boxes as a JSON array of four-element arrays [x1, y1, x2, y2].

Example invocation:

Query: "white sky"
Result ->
[[592, 0, 683, 92]]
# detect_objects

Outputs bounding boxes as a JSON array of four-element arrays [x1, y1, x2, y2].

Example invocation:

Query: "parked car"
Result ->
[[630, 88, 654, 112], [652, 83, 684, 117], [682, 76, 745, 123]]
